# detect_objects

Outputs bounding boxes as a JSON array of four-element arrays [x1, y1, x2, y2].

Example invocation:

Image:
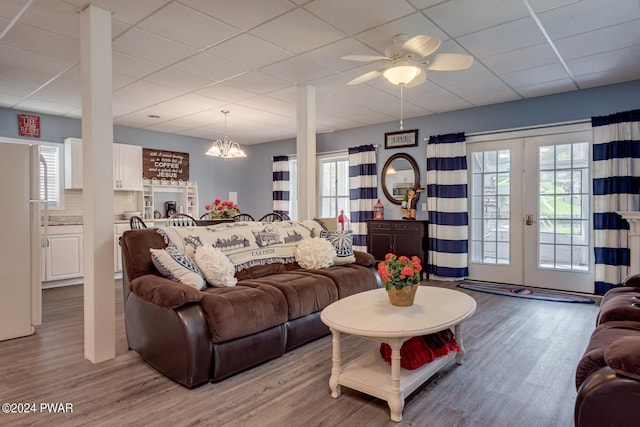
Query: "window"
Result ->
[[40, 144, 63, 209], [288, 158, 297, 220], [317, 154, 349, 218]]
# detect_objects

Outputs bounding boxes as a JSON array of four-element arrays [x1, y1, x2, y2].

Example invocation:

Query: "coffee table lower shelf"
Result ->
[[336, 348, 457, 413]]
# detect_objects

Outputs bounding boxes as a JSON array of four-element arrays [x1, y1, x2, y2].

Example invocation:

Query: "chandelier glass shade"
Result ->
[[383, 62, 421, 85], [205, 110, 246, 159]]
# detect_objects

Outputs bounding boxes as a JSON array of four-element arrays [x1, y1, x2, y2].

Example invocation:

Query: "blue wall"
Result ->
[[1, 79, 639, 219]]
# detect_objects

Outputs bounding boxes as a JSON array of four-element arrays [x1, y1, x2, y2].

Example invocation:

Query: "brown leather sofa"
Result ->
[[120, 227, 381, 388], [574, 275, 640, 427]]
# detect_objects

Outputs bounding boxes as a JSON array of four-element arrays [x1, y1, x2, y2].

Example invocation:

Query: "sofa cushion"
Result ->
[[294, 237, 335, 269], [299, 263, 378, 299], [575, 320, 640, 389], [130, 274, 203, 309], [597, 291, 640, 324], [623, 274, 640, 287], [239, 271, 339, 320], [604, 336, 640, 380], [320, 230, 356, 265], [235, 263, 286, 280], [199, 285, 288, 343], [194, 245, 237, 288], [150, 247, 205, 290]]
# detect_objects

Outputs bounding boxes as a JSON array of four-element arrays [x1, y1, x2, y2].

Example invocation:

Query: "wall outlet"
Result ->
[[421, 202, 427, 211]]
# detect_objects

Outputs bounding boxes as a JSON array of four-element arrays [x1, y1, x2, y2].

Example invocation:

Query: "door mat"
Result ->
[[457, 281, 595, 304]]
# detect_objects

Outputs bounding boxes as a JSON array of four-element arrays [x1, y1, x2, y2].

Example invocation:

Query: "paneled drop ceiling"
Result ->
[[1, 0, 639, 144]]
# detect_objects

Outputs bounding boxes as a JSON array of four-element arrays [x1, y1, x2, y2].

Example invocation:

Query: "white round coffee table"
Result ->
[[320, 286, 476, 422]]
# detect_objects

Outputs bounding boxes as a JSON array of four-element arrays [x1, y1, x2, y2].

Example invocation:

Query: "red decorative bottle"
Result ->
[[373, 199, 384, 220]]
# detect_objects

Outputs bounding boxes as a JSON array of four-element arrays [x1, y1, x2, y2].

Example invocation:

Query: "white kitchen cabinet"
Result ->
[[113, 143, 143, 191], [44, 226, 83, 282], [64, 137, 83, 189]]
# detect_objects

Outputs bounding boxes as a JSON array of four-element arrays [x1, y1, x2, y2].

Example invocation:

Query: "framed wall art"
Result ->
[[384, 129, 418, 149]]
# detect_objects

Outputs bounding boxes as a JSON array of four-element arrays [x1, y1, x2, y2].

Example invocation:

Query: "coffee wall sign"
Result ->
[[143, 148, 189, 180]]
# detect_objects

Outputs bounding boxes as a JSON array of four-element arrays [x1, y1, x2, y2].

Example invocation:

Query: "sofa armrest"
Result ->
[[353, 250, 376, 267], [605, 336, 640, 380], [623, 273, 640, 286], [130, 274, 203, 309]]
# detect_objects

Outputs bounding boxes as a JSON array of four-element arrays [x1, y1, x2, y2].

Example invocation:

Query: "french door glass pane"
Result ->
[[471, 149, 511, 264], [537, 142, 589, 271]]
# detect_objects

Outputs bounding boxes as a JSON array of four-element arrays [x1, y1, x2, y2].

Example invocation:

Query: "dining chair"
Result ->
[[279, 213, 291, 220], [166, 213, 198, 227], [232, 213, 255, 222], [129, 216, 147, 229], [258, 213, 283, 222]]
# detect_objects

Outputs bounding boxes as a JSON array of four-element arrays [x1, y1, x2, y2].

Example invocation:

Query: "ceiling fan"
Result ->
[[342, 34, 473, 87]]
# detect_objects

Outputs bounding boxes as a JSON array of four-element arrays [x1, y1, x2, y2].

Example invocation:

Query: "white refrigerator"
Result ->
[[0, 142, 44, 341]]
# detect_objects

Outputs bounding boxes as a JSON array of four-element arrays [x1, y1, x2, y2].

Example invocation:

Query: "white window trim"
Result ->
[[316, 150, 349, 218]]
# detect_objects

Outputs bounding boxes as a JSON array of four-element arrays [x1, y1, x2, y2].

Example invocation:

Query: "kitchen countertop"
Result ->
[[47, 216, 137, 226]]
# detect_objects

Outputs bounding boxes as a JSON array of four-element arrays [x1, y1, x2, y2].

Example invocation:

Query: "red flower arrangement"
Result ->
[[204, 198, 240, 219], [377, 253, 422, 291]]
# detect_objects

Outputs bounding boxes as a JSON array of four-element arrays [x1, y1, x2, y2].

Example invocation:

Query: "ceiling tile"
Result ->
[[223, 71, 291, 95], [237, 95, 296, 118], [144, 67, 215, 92], [513, 78, 577, 98], [113, 28, 197, 66], [1, 23, 79, 62], [250, 8, 346, 54], [447, 76, 521, 106], [14, 98, 76, 115], [0, 93, 24, 108], [402, 83, 474, 113], [65, 0, 174, 25], [574, 67, 640, 89], [137, 2, 239, 50], [113, 73, 136, 90], [303, 38, 383, 72], [0, 43, 73, 75], [303, 0, 415, 35], [555, 20, 640, 60], [206, 33, 293, 69], [423, 0, 530, 37], [457, 17, 546, 58], [112, 52, 164, 79], [501, 62, 571, 87], [260, 56, 335, 84], [173, 52, 249, 82], [18, 0, 81, 39], [354, 13, 450, 52], [481, 43, 559, 74], [538, 0, 640, 39], [196, 83, 257, 103], [567, 45, 640, 77], [150, 93, 225, 116], [112, 80, 183, 108], [180, 0, 295, 31]]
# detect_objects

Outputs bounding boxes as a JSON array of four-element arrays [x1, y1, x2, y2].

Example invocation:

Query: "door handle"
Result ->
[[525, 214, 535, 226]]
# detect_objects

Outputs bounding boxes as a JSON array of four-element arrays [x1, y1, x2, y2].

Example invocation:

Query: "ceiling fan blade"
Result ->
[[425, 53, 474, 71], [347, 69, 383, 85], [405, 70, 427, 88], [402, 35, 441, 58], [341, 54, 390, 62]]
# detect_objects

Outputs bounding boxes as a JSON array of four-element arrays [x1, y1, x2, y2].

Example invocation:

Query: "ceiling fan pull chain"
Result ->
[[400, 84, 404, 130]]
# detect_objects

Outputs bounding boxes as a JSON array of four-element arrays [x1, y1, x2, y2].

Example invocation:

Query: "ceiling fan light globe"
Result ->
[[383, 65, 421, 85]]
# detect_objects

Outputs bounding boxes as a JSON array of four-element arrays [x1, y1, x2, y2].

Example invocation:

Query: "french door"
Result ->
[[467, 125, 594, 293]]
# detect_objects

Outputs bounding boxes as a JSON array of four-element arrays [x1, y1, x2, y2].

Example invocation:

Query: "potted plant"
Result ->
[[377, 253, 422, 306]]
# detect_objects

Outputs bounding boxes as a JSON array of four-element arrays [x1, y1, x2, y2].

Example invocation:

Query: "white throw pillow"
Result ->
[[150, 246, 206, 291], [194, 245, 238, 287], [294, 237, 336, 269]]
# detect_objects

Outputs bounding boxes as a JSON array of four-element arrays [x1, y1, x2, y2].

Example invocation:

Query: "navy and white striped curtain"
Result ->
[[348, 145, 377, 252], [272, 155, 290, 218], [426, 133, 469, 279], [592, 109, 640, 295]]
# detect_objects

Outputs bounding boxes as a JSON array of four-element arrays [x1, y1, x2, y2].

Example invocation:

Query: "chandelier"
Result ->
[[205, 110, 246, 159]]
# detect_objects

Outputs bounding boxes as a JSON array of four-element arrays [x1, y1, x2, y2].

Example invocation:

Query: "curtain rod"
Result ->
[[271, 144, 378, 160], [465, 119, 590, 138]]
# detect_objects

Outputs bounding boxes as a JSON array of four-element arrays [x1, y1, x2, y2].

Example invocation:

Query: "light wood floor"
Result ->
[[0, 281, 599, 427]]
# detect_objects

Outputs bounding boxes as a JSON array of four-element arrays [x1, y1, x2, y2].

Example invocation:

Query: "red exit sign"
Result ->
[[18, 114, 41, 138]]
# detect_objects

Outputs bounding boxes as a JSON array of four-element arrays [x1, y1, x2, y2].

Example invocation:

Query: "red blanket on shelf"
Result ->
[[379, 329, 461, 370]]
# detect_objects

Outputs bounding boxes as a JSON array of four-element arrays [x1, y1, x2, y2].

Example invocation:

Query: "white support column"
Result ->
[[80, 5, 115, 363], [296, 85, 316, 220]]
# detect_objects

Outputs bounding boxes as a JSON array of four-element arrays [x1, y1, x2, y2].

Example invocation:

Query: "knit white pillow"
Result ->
[[194, 245, 237, 287], [294, 237, 336, 269]]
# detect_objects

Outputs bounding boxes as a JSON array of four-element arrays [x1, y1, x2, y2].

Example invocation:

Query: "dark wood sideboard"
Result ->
[[366, 220, 429, 280]]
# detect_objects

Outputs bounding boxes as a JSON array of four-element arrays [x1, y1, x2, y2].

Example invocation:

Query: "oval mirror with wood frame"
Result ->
[[381, 153, 420, 205]]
